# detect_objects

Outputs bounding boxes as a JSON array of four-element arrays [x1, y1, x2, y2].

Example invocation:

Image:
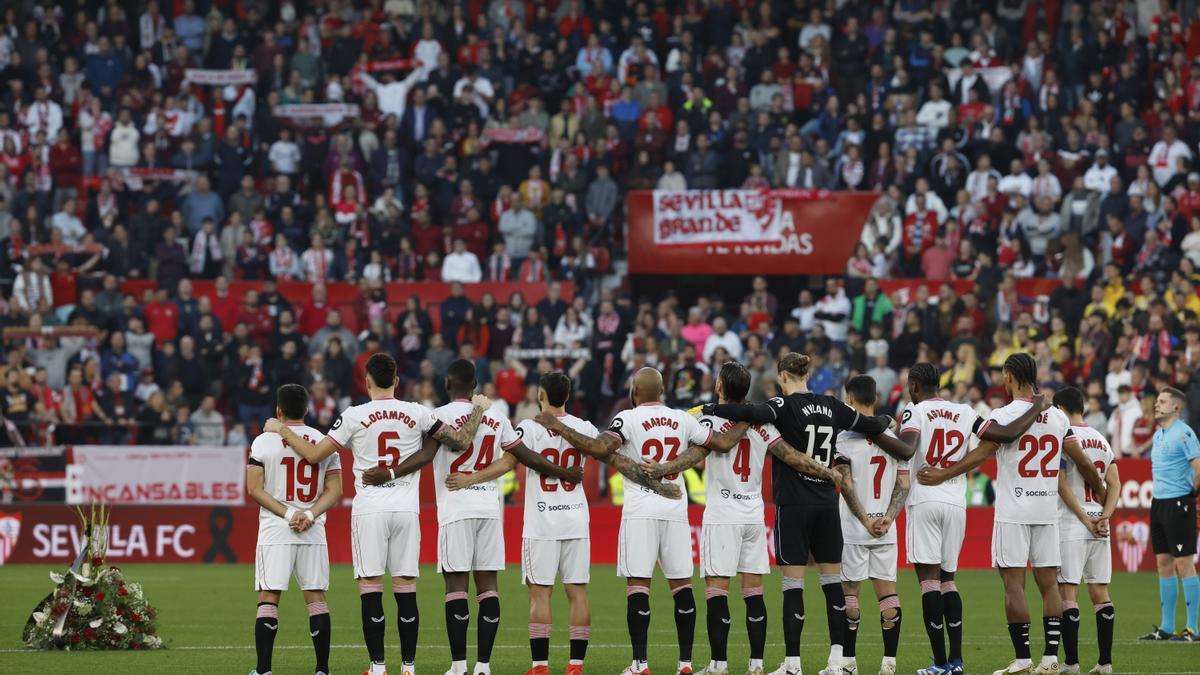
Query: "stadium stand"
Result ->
[[0, 0, 1198, 472]]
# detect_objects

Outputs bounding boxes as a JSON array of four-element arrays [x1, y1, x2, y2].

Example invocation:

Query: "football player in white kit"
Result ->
[[446, 371, 611, 675], [641, 362, 844, 675], [266, 353, 488, 675], [424, 360, 583, 675], [247, 384, 343, 675], [900, 363, 1048, 675], [832, 376, 910, 675], [1051, 387, 1120, 675], [918, 354, 1106, 675], [537, 367, 745, 675]]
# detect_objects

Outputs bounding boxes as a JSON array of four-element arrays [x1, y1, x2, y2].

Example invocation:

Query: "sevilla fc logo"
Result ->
[[1115, 519, 1150, 572], [0, 512, 21, 566]]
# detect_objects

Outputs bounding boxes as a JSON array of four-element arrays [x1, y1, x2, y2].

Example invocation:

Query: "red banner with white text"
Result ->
[[0, 502, 1181, 572], [626, 190, 877, 275]]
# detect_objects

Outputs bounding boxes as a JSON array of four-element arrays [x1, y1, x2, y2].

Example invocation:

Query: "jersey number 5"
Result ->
[[1017, 434, 1060, 478], [450, 435, 498, 475], [642, 437, 682, 480], [281, 456, 318, 501]]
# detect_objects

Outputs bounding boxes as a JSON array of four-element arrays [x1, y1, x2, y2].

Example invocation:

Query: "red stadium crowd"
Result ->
[[1, 0, 1200, 455]]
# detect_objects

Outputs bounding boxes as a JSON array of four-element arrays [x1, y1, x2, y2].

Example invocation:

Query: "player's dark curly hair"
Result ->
[[1052, 386, 1085, 416], [1003, 352, 1039, 392], [718, 361, 752, 403], [539, 371, 572, 408], [908, 362, 940, 392]]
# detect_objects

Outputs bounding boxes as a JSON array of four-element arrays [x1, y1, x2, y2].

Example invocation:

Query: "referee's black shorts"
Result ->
[[1150, 493, 1198, 557], [774, 504, 842, 565]]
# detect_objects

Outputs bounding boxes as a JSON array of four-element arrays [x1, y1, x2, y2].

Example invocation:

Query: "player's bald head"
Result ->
[[631, 367, 664, 405]]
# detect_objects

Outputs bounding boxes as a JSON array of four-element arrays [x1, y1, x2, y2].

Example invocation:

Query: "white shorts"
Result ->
[[617, 518, 693, 579], [700, 523, 770, 578], [905, 502, 966, 572], [1058, 538, 1112, 585], [438, 518, 504, 573], [992, 521, 1061, 568], [841, 543, 898, 582], [522, 538, 590, 585], [255, 544, 329, 591], [352, 511, 421, 579]]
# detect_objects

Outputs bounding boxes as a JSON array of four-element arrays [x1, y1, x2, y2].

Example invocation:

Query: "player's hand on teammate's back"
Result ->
[[917, 466, 947, 485], [562, 466, 585, 483], [263, 418, 283, 434], [534, 411, 562, 429], [1032, 393, 1051, 412], [445, 472, 473, 490], [639, 460, 667, 479], [657, 482, 683, 500], [362, 466, 391, 486], [471, 394, 492, 411]]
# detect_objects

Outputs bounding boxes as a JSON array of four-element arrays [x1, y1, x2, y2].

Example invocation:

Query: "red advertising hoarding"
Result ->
[[626, 190, 877, 275]]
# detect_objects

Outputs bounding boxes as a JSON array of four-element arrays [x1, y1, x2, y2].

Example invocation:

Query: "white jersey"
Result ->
[[327, 398, 441, 515], [835, 430, 910, 544], [699, 414, 780, 525], [1059, 423, 1114, 541], [991, 399, 1077, 524], [901, 398, 986, 508], [432, 399, 522, 525], [518, 414, 596, 540], [606, 402, 713, 523], [250, 423, 342, 545]]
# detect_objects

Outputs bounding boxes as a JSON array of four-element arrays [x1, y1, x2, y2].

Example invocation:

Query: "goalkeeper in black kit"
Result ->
[[700, 353, 913, 675]]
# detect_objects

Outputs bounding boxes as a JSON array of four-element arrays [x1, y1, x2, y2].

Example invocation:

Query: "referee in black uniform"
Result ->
[[703, 353, 913, 675]]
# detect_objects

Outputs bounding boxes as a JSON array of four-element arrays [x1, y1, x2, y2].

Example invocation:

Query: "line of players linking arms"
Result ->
[[265, 386, 692, 499]]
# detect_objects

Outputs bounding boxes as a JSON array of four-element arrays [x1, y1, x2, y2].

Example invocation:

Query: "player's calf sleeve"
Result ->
[[394, 583, 418, 664], [1183, 575, 1200, 633], [569, 624, 590, 664], [819, 573, 846, 648], [782, 576, 805, 657], [626, 585, 651, 662], [359, 582, 386, 664], [705, 587, 731, 662], [1094, 602, 1114, 666], [842, 594, 860, 659], [879, 595, 901, 658], [255, 602, 279, 674], [1160, 575, 1179, 633], [1042, 615, 1062, 657], [743, 586, 767, 661], [444, 591, 470, 662], [1008, 622, 1032, 660], [307, 601, 331, 674], [672, 583, 696, 663], [1060, 601, 1080, 665], [529, 622, 552, 665], [476, 591, 501, 664], [940, 580, 963, 663], [920, 579, 947, 665]]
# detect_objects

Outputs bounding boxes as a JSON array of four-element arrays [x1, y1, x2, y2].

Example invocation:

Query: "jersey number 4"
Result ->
[[281, 456, 318, 501], [731, 438, 752, 482], [1017, 434, 1060, 478], [449, 435, 498, 475], [539, 448, 582, 492], [642, 438, 682, 480], [925, 428, 965, 468]]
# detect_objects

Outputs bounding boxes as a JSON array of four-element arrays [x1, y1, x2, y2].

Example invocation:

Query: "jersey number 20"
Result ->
[[539, 448, 582, 492]]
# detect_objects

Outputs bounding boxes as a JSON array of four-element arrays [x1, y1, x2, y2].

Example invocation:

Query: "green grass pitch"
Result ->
[[0, 564, 1196, 674]]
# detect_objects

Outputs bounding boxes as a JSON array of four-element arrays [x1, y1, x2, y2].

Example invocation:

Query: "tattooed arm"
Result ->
[[430, 394, 491, 453], [607, 452, 682, 499], [835, 463, 875, 533], [768, 438, 839, 481], [535, 411, 621, 459], [642, 445, 709, 479], [871, 471, 910, 537]]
